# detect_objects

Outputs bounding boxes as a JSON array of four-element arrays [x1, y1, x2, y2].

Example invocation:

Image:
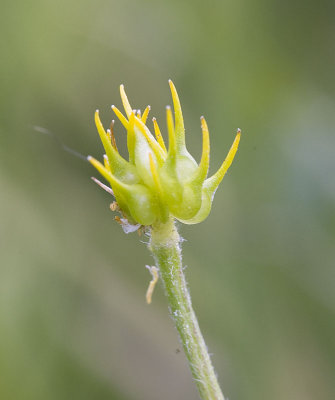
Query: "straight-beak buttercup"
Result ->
[[88, 80, 240, 227]]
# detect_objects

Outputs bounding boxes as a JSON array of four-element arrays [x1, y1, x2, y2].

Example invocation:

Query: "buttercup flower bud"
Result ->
[[88, 80, 240, 227]]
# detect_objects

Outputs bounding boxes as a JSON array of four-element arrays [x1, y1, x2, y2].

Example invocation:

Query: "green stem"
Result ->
[[149, 218, 224, 400]]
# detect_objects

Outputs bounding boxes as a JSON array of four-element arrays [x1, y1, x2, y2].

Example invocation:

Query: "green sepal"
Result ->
[[88, 156, 158, 226], [121, 183, 159, 226], [176, 180, 214, 225], [158, 104, 205, 220]]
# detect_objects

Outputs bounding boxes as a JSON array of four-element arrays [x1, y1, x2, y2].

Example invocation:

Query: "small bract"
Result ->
[[88, 80, 240, 226]]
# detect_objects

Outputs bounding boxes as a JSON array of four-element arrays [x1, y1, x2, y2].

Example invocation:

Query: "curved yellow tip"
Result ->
[[168, 80, 185, 148], [88, 156, 127, 193], [95, 110, 106, 136], [111, 105, 129, 129], [208, 129, 241, 190], [141, 106, 151, 124], [197, 116, 210, 181], [166, 105, 176, 156], [222, 129, 241, 173], [152, 117, 167, 153], [120, 84, 132, 118], [127, 112, 136, 164]]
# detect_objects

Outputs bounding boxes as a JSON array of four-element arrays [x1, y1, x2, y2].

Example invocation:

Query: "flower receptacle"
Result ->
[[89, 81, 240, 227]]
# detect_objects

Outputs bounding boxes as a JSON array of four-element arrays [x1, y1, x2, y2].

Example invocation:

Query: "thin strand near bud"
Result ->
[[87, 156, 127, 193], [91, 177, 114, 196]]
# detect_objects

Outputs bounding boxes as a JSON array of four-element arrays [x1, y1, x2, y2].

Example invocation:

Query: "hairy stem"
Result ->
[[149, 218, 224, 400]]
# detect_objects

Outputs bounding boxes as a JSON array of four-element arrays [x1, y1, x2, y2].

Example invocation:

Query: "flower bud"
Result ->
[[88, 81, 240, 227]]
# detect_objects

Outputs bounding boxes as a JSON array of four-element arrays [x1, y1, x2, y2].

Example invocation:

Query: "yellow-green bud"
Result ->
[[88, 80, 240, 227]]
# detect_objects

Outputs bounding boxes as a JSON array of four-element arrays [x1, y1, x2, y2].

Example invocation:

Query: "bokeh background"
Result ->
[[1, 0, 334, 399]]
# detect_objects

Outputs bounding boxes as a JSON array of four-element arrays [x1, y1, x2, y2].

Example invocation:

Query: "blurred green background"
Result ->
[[1, 0, 334, 399]]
